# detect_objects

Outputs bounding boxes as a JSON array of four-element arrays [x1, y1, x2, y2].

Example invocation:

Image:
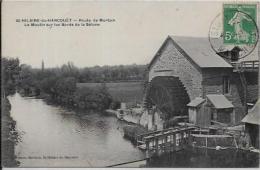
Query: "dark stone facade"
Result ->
[[149, 38, 202, 101]]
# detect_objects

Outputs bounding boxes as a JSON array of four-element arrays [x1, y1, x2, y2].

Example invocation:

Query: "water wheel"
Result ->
[[147, 76, 190, 119]]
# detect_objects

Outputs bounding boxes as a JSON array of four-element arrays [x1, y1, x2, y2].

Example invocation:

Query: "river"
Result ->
[[9, 93, 145, 167], [9, 93, 259, 168]]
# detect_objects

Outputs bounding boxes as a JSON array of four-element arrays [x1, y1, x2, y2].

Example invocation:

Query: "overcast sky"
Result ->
[[2, 1, 253, 68]]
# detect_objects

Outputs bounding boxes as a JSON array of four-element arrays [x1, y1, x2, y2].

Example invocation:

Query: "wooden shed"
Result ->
[[242, 100, 260, 149], [206, 95, 234, 125], [187, 97, 208, 127]]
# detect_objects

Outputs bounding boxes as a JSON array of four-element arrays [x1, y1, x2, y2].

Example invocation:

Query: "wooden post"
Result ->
[[146, 140, 150, 158], [184, 131, 186, 145], [153, 138, 155, 149], [188, 129, 192, 145], [146, 140, 149, 151], [174, 133, 179, 151], [181, 132, 184, 149], [206, 136, 208, 148], [155, 138, 158, 152], [169, 134, 173, 152], [164, 135, 168, 152]]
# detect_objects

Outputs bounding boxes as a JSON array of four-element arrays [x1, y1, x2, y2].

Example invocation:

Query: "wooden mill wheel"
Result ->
[[147, 76, 190, 119]]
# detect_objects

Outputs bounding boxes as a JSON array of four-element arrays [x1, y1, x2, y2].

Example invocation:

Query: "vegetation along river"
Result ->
[[9, 93, 259, 167]]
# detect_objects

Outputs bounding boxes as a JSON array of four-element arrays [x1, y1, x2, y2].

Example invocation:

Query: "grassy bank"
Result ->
[[77, 82, 144, 104], [123, 125, 148, 142]]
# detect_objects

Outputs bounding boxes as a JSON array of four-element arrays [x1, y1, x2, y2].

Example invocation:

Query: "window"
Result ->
[[223, 76, 230, 94]]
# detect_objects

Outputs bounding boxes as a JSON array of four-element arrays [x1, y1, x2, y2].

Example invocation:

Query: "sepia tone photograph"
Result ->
[[1, 0, 260, 168]]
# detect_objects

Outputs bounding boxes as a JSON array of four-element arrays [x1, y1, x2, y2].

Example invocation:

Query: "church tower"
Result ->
[[41, 60, 45, 72]]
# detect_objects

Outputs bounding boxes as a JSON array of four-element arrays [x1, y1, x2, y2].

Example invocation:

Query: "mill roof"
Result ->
[[170, 36, 233, 68], [148, 36, 233, 70]]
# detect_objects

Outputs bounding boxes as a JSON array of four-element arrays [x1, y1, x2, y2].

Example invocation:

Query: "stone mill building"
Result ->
[[140, 36, 259, 130]]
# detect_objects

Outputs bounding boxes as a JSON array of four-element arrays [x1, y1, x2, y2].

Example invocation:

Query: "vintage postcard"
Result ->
[[1, 0, 260, 168]]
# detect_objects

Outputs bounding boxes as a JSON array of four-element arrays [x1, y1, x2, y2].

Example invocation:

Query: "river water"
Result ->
[[9, 93, 145, 167], [9, 93, 259, 168]]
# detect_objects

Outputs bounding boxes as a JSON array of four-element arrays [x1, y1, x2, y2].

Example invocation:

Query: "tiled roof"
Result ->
[[170, 36, 233, 68], [206, 94, 234, 109]]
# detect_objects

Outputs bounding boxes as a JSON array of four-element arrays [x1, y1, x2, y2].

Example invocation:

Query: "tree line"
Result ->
[[1, 57, 21, 167], [78, 64, 147, 83], [2, 57, 147, 111]]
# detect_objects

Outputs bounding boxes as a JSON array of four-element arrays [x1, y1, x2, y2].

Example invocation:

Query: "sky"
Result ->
[[1, 1, 258, 68]]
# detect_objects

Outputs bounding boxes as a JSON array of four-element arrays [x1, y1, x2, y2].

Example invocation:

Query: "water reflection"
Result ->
[[9, 93, 145, 167]]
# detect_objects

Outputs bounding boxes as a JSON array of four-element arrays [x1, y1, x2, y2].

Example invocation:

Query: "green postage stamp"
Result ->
[[223, 4, 257, 45]]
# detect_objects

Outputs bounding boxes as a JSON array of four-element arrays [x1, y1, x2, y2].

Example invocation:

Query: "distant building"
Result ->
[[142, 36, 258, 129]]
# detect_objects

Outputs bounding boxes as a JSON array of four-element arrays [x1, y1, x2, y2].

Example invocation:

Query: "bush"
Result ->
[[73, 87, 112, 110], [110, 101, 121, 110]]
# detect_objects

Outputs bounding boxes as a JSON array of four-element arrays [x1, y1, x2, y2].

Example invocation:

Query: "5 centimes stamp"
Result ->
[[223, 4, 257, 45], [209, 3, 259, 60]]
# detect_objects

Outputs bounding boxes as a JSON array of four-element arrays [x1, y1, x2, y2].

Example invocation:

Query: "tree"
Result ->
[[18, 64, 35, 95], [54, 77, 77, 105], [73, 86, 112, 110], [1, 57, 20, 97], [60, 61, 79, 79]]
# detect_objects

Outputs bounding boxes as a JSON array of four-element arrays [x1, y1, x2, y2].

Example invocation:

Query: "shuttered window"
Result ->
[[223, 76, 230, 94]]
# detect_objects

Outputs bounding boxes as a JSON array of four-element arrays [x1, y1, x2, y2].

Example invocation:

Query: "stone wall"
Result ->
[[139, 109, 164, 130], [148, 39, 202, 101]]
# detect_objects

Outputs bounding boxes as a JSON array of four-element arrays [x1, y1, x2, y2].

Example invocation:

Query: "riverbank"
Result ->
[[18, 82, 113, 113], [1, 97, 19, 167]]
